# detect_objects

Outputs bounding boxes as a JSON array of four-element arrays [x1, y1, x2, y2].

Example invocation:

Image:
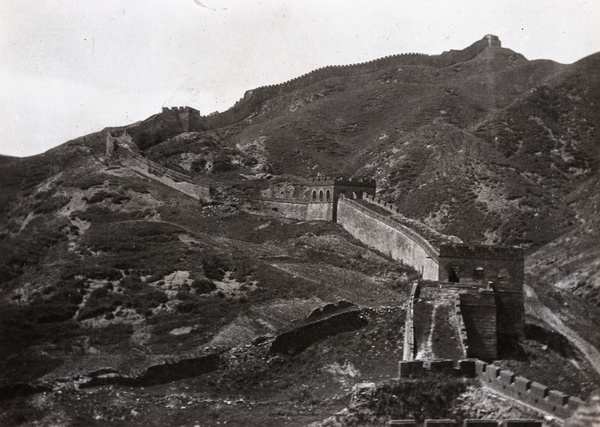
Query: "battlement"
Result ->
[[161, 106, 200, 114], [363, 194, 400, 214], [474, 360, 583, 419], [361, 194, 460, 247], [397, 359, 583, 420], [308, 175, 376, 187], [388, 419, 542, 426], [196, 36, 502, 133]]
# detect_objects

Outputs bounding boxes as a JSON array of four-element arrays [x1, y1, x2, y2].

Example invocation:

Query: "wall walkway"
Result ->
[[402, 282, 419, 360], [117, 148, 211, 202], [337, 196, 439, 280]]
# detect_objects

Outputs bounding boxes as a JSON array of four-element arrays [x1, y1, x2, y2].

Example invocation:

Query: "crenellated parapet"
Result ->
[[397, 359, 583, 420], [161, 106, 200, 114], [337, 196, 440, 279], [363, 194, 401, 214], [198, 35, 501, 131], [309, 175, 377, 187], [474, 360, 583, 419], [361, 194, 461, 247]]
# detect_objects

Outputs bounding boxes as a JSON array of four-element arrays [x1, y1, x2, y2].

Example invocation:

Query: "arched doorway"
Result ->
[[448, 266, 460, 283]]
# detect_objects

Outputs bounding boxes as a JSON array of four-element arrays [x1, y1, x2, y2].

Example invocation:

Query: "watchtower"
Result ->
[[307, 176, 376, 221], [437, 244, 524, 360], [485, 34, 501, 47]]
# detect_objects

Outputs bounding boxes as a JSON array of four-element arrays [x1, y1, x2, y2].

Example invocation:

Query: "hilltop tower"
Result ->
[[485, 34, 501, 47]]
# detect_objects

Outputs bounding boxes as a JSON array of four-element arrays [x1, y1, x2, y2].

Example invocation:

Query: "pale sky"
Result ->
[[1, 0, 599, 157]]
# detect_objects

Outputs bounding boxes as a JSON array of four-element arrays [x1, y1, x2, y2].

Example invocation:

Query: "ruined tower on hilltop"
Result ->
[[485, 34, 501, 47]]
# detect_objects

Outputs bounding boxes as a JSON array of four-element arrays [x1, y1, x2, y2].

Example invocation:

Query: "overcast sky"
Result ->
[[1, 0, 599, 157]]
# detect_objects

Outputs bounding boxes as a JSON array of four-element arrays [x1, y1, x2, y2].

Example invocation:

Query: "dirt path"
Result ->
[[525, 284, 600, 376]]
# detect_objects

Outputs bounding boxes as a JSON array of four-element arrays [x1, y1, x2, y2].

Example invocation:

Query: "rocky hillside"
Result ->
[[0, 35, 599, 425], [147, 39, 599, 250]]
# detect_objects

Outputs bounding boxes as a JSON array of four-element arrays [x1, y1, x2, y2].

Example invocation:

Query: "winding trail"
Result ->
[[525, 284, 600, 376]]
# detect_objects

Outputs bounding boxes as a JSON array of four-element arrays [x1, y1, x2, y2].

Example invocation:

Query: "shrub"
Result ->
[[201, 255, 229, 280], [192, 278, 216, 294]]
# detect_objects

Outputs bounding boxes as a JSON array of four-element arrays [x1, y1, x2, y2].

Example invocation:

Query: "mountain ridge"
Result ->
[[0, 35, 599, 425]]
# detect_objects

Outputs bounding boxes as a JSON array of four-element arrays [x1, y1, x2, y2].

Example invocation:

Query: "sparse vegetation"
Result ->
[[0, 37, 598, 426]]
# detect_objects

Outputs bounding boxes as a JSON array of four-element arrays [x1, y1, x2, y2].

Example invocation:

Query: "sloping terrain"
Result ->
[[0, 36, 599, 425], [146, 47, 599, 252], [0, 145, 419, 425]]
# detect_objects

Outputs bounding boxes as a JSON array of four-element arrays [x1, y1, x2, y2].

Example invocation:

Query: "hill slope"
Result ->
[[0, 35, 599, 425]]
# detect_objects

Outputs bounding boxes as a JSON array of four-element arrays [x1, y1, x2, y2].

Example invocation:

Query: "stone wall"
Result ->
[[459, 291, 497, 360], [336, 196, 523, 359], [397, 359, 584, 420], [389, 419, 542, 426], [251, 199, 310, 221], [117, 147, 211, 202], [474, 360, 583, 419], [337, 197, 439, 280], [452, 293, 469, 358], [198, 36, 500, 132], [402, 282, 419, 360], [122, 106, 203, 150], [307, 201, 334, 221], [494, 290, 525, 340], [438, 245, 524, 338], [270, 309, 367, 355], [362, 195, 460, 247], [248, 199, 333, 221]]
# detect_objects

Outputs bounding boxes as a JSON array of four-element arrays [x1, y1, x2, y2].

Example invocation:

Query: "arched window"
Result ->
[[312, 190, 317, 200], [319, 190, 324, 201], [326, 190, 331, 201], [448, 266, 460, 283]]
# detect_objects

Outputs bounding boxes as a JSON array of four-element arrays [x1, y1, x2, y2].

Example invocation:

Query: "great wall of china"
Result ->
[[87, 32, 587, 419], [99, 129, 585, 419], [337, 195, 442, 280], [389, 419, 547, 426], [199, 35, 501, 131], [105, 35, 502, 145], [105, 132, 211, 202], [398, 359, 584, 421], [246, 176, 583, 421]]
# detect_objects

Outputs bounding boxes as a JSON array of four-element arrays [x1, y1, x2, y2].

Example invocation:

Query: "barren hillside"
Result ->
[[0, 36, 598, 425]]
